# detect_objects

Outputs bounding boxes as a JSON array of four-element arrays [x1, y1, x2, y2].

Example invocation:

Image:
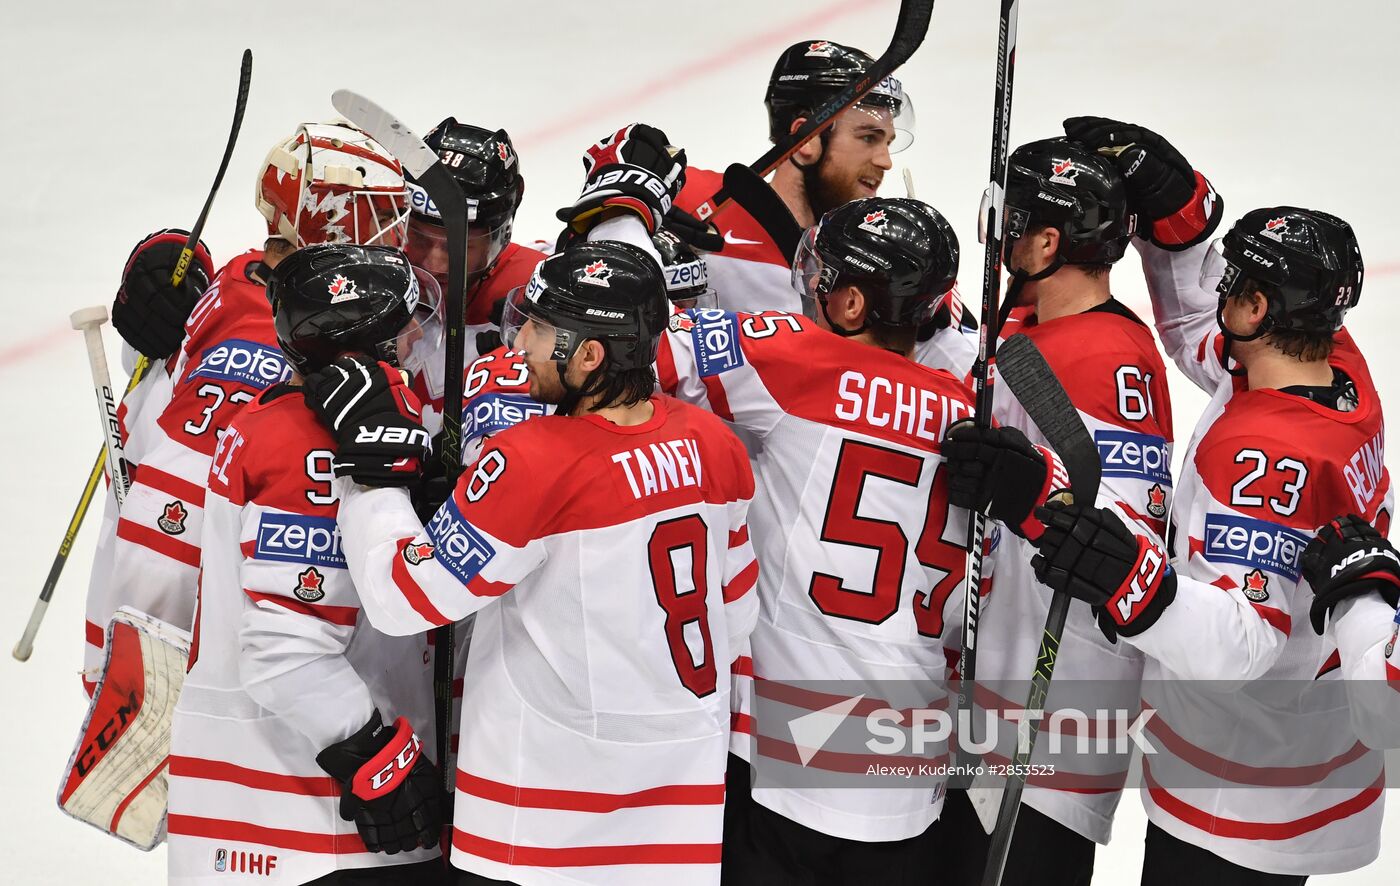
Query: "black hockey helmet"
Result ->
[[266, 244, 423, 375], [502, 240, 668, 375], [764, 40, 913, 149], [997, 137, 1136, 267], [653, 228, 716, 309], [1203, 206, 1363, 338], [794, 197, 960, 332]]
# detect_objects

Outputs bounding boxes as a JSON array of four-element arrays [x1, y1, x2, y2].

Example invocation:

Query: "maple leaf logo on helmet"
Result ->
[[157, 501, 188, 535], [1261, 217, 1289, 242], [858, 209, 889, 236], [1049, 159, 1080, 186], [1242, 568, 1270, 603], [579, 260, 613, 288], [497, 142, 514, 167], [806, 40, 834, 57], [1146, 483, 1167, 519], [328, 274, 360, 303], [403, 542, 436, 566], [294, 567, 326, 602]]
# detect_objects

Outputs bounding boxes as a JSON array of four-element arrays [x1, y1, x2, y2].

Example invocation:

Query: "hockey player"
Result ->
[[306, 240, 758, 886], [933, 136, 1180, 885], [166, 243, 443, 885], [672, 40, 914, 313], [83, 121, 411, 691], [1028, 117, 1391, 882]]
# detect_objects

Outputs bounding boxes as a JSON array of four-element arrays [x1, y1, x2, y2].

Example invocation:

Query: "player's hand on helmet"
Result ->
[[1031, 501, 1177, 642], [303, 355, 430, 488], [112, 228, 214, 359], [1302, 514, 1400, 635], [1062, 116, 1223, 250], [942, 420, 1069, 540], [557, 123, 687, 236], [316, 710, 442, 854], [663, 205, 724, 253]]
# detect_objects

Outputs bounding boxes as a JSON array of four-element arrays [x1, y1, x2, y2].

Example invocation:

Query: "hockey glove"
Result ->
[[1032, 501, 1177, 642], [316, 711, 442, 854], [664, 205, 725, 253], [303, 356, 430, 488], [112, 229, 214, 359], [557, 123, 687, 235], [1062, 116, 1223, 250], [1302, 514, 1400, 635], [942, 420, 1070, 540]]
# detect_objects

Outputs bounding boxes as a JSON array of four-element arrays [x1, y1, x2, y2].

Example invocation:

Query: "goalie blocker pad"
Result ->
[[57, 607, 190, 851]]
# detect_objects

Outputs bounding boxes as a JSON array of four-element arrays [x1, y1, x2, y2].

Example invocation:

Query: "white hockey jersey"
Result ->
[[656, 309, 978, 842], [166, 386, 437, 885], [1127, 239, 1393, 875], [335, 395, 758, 886]]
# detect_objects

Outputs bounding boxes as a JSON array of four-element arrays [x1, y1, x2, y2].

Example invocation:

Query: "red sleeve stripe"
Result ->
[[117, 518, 202, 568], [728, 525, 749, 548], [1145, 712, 1369, 786], [723, 559, 758, 603], [1315, 649, 1342, 679], [699, 374, 735, 423], [170, 755, 340, 796], [467, 574, 513, 598], [732, 655, 753, 677], [389, 538, 452, 627], [656, 334, 680, 396], [1145, 760, 1382, 840], [457, 770, 723, 812], [82, 676, 98, 698], [109, 757, 168, 831], [1251, 602, 1292, 637], [86, 620, 105, 649], [452, 829, 721, 868], [755, 731, 946, 775], [1387, 661, 1400, 689], [756, 677, 947, 723], [134, 465, 206, 508], [975, 751, 1127, 793], [731, 712, 754, 735], [243, 590, 359, 627], [167, 814, 367, 854]]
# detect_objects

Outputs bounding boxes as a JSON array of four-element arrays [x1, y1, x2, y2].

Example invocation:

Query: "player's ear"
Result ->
[[575, 338, 607, 375], [790, 116, 822, 166], [1039, 226, 1060, 260], [829, 283, 865, 330]]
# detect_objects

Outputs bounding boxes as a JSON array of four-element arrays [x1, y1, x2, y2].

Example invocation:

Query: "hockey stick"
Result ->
[[73, 307, 132, 506], [12, 50, 252, 663], [721, 163, 802, 263], [978, 333, 1100, 886], [959, 0, 1020, 750], [691, 0, 935, 221], [330, 89, 467, 809]]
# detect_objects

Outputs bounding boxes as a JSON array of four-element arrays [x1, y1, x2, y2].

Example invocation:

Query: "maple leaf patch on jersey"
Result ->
[[669, 312, 696, 333], [1147, 483, 1167, 519], [157, 501, 188, 535], [294, 567, 326, 602], [1241, 568, 1270, 603], [403, 542, 435, 566]]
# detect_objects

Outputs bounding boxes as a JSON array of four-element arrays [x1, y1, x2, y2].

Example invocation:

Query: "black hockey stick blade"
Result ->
[[995, 333, 1101, 501], [693, 0, 935, 219], [721, 163, 802, 264]]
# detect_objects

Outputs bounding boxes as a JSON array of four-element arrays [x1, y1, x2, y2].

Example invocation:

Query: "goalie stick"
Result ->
[[330, 89, 468, 810], [978, 332, 1101, 886], [691, 0, 935, 221], [13, 49, 252, 663]]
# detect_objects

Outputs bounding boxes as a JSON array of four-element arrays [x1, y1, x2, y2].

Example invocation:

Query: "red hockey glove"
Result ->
[[316, 711, 442, 854]]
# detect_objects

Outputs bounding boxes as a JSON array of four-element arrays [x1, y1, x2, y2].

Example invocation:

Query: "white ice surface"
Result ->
[[2, 0, 1396, 882]]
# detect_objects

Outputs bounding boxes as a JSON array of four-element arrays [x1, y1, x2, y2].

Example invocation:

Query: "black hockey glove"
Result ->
[[942, 420, 1070, 540], [412, 431, 456, 524], [1062, 116, 1223, 250], [664, 205, 725, 253], [303, 356, 430, 488], [316, 710, 442, 854], [112, 229, 214, 359], [557, 123, 687, 235], [1302, 514, 1400, 635], [1032, 501, 1177, 642]]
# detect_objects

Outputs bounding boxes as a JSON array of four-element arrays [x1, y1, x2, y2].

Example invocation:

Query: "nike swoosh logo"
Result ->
[[723, 230, 763, 246]]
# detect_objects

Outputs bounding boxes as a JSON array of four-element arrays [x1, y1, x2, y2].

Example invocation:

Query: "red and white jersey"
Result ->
[[675, 167, 799, 313], [465, 240, 546, 326], [975, 300, 1176, 844], [85, 251, 292, 685], [459, 346, 550, 465], [1130, 239, 1393, 874], [334, 396, 757, 886], [657, 309, 978, 841], [167, 386, 436, 884]]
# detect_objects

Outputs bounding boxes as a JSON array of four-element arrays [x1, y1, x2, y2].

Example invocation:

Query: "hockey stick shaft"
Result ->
[[692, 0, 935, 220], [330, 90, 466, 807], [73, 307, 131, 507], [979, 333, 1100, 886], [960, 0, 1020, 737]]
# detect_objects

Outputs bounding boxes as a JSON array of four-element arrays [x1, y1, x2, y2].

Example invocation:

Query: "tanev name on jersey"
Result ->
[[189, 338, 293, 388], [425, 497, 497, 585], [1203, 512, 1310, 581], [1095, 429, 1171, 485], [254, 513, 347, 569]]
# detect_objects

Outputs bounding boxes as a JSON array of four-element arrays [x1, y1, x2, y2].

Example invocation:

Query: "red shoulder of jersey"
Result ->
[[675, 166, 788, 268], [1018, 306, 1174, 441], [467, 242, 547, 325], [182, 251, 274, 359], [1194, 359, 1387, 532], [209, 387, 337, 517], [456, 395, 751, 547]]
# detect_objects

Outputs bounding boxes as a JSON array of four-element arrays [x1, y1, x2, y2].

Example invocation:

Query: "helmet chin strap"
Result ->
[[1000, 253, 1064, 327], [819, 294, 869, 338], [1215, 299, 1271, 377]]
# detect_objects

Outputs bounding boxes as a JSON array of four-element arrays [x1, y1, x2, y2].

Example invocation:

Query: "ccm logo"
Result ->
[[370, 733, 421, 793], [1116, 546, 1164, 623]]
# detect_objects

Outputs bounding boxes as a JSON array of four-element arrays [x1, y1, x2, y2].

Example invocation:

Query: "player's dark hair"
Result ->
[[573, 346, 656, 413], [1230, 285, 1335, 361]]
